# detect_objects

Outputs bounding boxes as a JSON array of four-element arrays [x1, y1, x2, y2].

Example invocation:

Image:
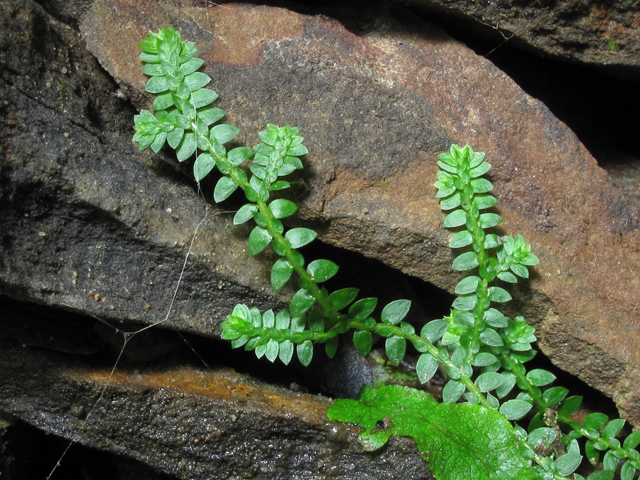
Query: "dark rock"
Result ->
[[407, 0, 640, 77], [0, 332, 434, 480]]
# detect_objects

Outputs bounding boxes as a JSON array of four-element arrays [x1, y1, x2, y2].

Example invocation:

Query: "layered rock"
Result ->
[[2, 0, 640, 476]]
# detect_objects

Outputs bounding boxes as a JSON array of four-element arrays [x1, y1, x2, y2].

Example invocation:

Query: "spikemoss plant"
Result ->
[[133, 27, 640, 480]]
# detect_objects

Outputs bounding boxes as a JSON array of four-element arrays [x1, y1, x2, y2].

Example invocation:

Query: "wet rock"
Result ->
[[407, 0, 640, 76], [78, 0, 640, 426], [0, 332, 433, 479]]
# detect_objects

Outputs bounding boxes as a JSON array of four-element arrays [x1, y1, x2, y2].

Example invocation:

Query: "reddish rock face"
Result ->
[[80, 0, 640, 424]]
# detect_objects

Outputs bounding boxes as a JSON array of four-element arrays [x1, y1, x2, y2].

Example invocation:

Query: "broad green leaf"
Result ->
[[228, 146, 253, 166], [271, 258, 293, 291], [452, 252, 479, 271], [442, 380, 465, 403], [479, 328, 504, 347], [472, 352, 498, 367], [247, 226, 272, 256], [269, 198, 298, 219], [489, 286, 512, 303], [199, 106, 225, 126], [145, 75, 169, 93], [328, 385, 534, 480], [349, 298, 378, 320], [290, 288, 316, 316], [184, 71, 211, 91], [450, 230, 473, 248], [479, 213, 502, 228], [542, 386, 568, 407], [193, 153, 215, 181], [385, 335, 406, 365], [499, 399, 532, 421], [527, 427, 558, 451], [440, 192, 461, 210], [470, 178, 493, 194], [278, 340, 294, 365], [381, 299, 412, 325], [304, 259, 337, 283], [211, 124, 240, 144], [473, 194, 497, 209], [416, 353, 439, 383], [621, 460, 636, 480], [601, 418, 626, 439], [443, 209, 467, 228], [176, 132, 197, 161], [455, 276, 480, 295], [623, 430, 640, 449], [555, 453, 583, 476], [451, 294, 477, 311], [297, 340, 313, 366], [285, 228, 317, 249], [495, 373, 517, 399], [585, 468, 614, 480], [325, 336, 339, 358], [476, 372, 504, 393], [265, 338, 279, 362], [484, 308, 508, 328], [214, 175, 239, 203], [233, 203, 258, 225], [497, 271, 518, 283], [526, 369, 556, 387], [327, 288, 359, 311], [558, 396, 583, 417], [353, 330, 373, 357], [421, 319, 449, 343], [190, 88, 218, 109]]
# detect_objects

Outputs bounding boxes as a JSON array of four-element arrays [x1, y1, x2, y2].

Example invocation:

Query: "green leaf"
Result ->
[[542, 386, 568, 407], [184, 71, 211, 91], [305, 259, 338, 283], [455, 276, 480, 295], [495, 373, 516, 399], [380, 299, 412, 325], [297, 340, 313, 366], [526, 369, 556, 387], [450, 230, 473, 248], [478, 213, 502, 228], [452, 294, 477, 311], [278, 340, 294, 365], [247, 226, 272, 256], [233, 204, 258, 225], [527, 427, 558, 451], [555, 453, 583, 476], [211, 124, 240, 144], [623, 430, 640, 449], [349, 298, 378, 320], [353, 330, 373, 357], [442, 380, 465, 403], [558, 396, 583, 417], [585, 470, 614, 480], [385, 335, 406, 365], [328, 385, 533, 480], [421, 320, 449, 343], [479, 328, 504, 347], [214, 175, 239, 203], [602, 418, 626, 439], [269, 199, 298, 219], [325, 336, 339, 358], [271, 258, 293, 291], [228, 146, 253, 166], [621, 460, 636, 480], [489, 286, 512, 303], [193, 153, 215, 181], [290, 288, 316, 316], [443, 209, 467, 228], [328, 288, 359, 311], [452, 252, 479, 271], [484, 308, 508, 328], [472, 352, 498, 367], [499, 399, 532, 421], [145, 75, 169, 94], [476, 372, 504, 392], [416, 353, 439, 383], [199, 106, 225, 126], [285, 228, 317, 249], [470, 178, 493, 194], [176, 132, 197, 161]]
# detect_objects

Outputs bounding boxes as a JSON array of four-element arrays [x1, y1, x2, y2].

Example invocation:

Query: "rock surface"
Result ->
[[2, 0, 640, 477], [80, 0, 640, 424], [407, 0, 640, 76]]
